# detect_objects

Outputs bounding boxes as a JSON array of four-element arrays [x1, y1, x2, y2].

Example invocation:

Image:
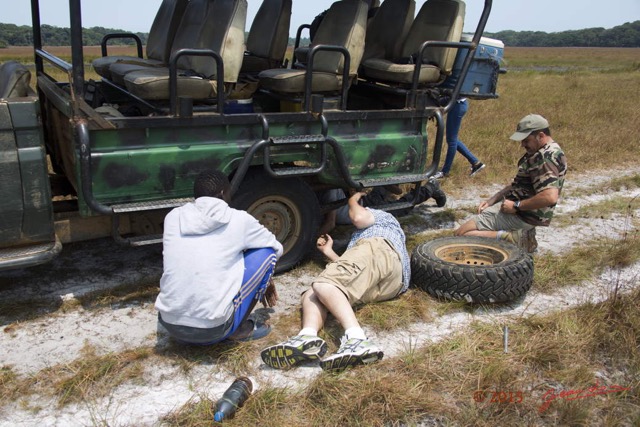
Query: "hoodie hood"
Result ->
[[179, 197, 232, 235]]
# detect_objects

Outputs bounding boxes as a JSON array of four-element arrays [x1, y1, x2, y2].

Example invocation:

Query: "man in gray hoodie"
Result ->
[[155, 170, 283, 344]]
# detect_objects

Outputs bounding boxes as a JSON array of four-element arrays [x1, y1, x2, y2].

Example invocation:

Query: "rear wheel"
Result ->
[[411, 236, 534, 303], [231, 171, 320, 273]]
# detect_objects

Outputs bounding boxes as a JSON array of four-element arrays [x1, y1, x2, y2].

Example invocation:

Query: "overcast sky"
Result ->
[[4, 0, 639, 35]]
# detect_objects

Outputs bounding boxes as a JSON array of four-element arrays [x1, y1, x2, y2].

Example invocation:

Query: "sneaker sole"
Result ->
[[319, 350, 383, 371], [261, 340, 328, 369]]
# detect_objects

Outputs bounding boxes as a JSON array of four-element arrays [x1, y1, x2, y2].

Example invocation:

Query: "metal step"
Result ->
[[358, 174, 430, 188], [0, 237, 62, 270], [268, 166, 323, 177], [271, 134, 325, 145], [125, 234, 163, 247], [369, 200, 415, 213], [111, 197, 192, 213]]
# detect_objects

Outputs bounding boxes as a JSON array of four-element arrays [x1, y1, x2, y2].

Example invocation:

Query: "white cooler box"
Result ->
[[441, 34, 505, 99]]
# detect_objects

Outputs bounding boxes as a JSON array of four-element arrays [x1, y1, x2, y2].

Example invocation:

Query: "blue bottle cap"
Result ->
[[214, 411, 224, 422]]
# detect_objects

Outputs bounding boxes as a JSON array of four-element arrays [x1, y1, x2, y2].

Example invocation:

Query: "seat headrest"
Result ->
[[363, 0, 416, 61], [246, 0, 292, 61], [146, 0, 190, 63], [312, 0, 369, 75], [171, 0, 248, 83], [0, 61, 33, 99], [401, 0, 465, 72]]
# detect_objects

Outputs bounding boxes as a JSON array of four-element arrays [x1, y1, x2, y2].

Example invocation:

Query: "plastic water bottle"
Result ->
[[213, 376, 253, 422]]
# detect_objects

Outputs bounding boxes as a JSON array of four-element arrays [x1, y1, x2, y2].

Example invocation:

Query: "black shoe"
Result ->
[[415, 185, 432, 204], [426, 179, 446, 207], [470, 162, 485, 177]]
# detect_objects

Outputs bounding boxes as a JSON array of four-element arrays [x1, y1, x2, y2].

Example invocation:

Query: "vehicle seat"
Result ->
[[122, 0, 247, 101], [258, 0, 367, 95], [240, 0, 292, 75], [0, 61, 35, 99], [92, 0, 189, 80], [360, 0, 465, 85], [296, 0, 379, 67], [361, 0, 415, 64]]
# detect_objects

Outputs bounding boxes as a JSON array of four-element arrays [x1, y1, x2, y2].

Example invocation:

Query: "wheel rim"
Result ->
[[434, 243, 508, 266], [247, 196, 302, 254]]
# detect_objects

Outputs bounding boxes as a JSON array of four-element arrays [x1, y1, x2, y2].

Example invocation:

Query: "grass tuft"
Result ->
[[51, 345, 151, 406], [355, 289, 434, 332], [161, 393, 215, 426], [534, 231, 640, 293]]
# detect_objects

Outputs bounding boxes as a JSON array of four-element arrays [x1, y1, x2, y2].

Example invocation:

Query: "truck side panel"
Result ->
[[81, 116, 425, 209], [0, 98, 55, 247]]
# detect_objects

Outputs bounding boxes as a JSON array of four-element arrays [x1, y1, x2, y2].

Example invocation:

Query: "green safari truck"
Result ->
[[0, 0, 503, 272]]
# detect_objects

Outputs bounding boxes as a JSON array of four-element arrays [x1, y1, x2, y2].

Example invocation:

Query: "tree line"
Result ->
[[486, 21, 640, 48], [1, 21, 639, 49], [0, 23, 148, 48]]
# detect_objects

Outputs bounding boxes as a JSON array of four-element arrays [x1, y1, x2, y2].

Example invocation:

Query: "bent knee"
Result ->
[[311, 281, 333, 294], [454, 226, 470, 237], [455, 219, 477, 236]]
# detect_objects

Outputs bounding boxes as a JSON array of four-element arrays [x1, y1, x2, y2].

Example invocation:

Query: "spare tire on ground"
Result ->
[[411, 236, 534, 303]]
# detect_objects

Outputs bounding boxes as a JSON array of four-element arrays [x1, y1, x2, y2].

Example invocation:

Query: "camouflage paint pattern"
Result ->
[[80, 113, 429, 214]]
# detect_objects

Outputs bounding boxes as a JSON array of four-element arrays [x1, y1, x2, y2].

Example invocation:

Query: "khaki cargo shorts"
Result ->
[[474, 203, 535, 232], [314, 237, 403, 306]]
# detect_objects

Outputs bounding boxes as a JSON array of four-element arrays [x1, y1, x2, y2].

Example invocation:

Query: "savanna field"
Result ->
[[0, 46, 639, 426]]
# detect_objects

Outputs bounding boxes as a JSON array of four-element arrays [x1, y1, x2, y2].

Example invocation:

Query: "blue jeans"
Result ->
[[442, 99, 479, 174]]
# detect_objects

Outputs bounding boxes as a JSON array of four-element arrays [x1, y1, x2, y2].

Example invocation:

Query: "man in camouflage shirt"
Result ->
[[455, 114, 567, 252]]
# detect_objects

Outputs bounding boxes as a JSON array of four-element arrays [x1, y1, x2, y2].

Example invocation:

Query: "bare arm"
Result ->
[[502, 187, 559, 214], [478, 185, 513, 213], [317, 234, 339, 262], [318, 210, 337, 236], [348, 191, 375, 229]]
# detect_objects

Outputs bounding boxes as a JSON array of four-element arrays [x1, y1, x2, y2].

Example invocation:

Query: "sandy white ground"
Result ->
[[0, 166, 638, 426]]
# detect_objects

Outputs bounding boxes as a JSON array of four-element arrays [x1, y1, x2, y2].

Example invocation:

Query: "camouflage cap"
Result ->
[[510, 114, 549, 140]]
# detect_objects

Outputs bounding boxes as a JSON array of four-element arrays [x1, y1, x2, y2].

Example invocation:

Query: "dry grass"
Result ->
[[173, 287, 639, 427], [405, 227, 454, 254], [1, 344, 151, 407], [534, 231, 640, 293], [503, 46, 640, 70], [440, 53, 640, 193], [566, 173, 640, 199], [161, 394, 216, 426], [52, 346, 150, 406], [0, 366, 20, 402], [0, 45, 123, 84], [555, 195, 638, 227], [355, 288, 434, 332], [608, 174, 640, 192]]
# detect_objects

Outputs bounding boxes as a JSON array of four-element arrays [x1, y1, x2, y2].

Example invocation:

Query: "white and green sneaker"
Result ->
[[320, 337, 384, 371], [261, 335, 327, 369]]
